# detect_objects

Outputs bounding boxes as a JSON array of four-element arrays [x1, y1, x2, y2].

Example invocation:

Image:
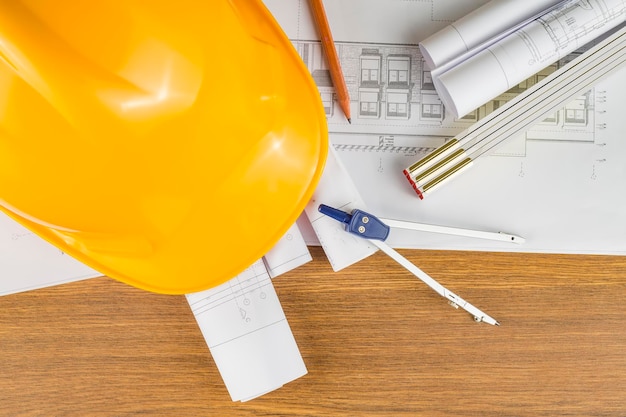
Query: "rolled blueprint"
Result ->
[[419, 0, 564, 69], [432, 0, 626, 118]]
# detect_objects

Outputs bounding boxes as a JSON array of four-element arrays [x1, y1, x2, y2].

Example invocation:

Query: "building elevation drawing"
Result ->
[[266, 0, 626, 256]]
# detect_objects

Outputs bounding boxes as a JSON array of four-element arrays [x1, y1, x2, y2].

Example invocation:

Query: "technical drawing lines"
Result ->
[[333, 143, 435, 156], [332, 134, 438, 155], [187, 263, 271, 319]]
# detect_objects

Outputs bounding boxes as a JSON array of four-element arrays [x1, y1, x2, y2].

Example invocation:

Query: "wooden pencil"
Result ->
[[308, 0, 352, 123]]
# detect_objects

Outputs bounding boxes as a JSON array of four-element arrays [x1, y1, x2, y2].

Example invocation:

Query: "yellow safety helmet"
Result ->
[[0, 1, 327, 293]]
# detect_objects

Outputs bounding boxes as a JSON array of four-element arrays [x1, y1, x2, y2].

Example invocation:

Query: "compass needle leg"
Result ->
[[318, 204, 500, 325]]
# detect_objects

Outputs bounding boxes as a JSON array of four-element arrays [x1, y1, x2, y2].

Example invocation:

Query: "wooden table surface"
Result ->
[[1, 246, 625, 416]]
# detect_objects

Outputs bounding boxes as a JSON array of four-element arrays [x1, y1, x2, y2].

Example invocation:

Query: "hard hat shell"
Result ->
[[0, 0, 328, 293]]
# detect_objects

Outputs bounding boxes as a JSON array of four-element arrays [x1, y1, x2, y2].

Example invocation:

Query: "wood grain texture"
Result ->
[[1, 247, 625, 416]]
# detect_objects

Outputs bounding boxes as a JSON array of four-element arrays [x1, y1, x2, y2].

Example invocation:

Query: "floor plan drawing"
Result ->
[[265, 0, 626, 256]]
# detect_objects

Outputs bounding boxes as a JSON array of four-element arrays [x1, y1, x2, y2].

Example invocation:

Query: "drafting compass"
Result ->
[[318, 204, 525, 325]]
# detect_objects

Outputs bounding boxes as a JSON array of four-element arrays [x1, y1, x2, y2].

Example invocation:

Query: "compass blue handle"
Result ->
[[318, 204, 352, 224], [318, 204, 390, 241]]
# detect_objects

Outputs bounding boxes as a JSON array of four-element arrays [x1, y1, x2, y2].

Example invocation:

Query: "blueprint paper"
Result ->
[[263, 222, 311, 278], [0, 212, 101, 295], [304, 147, 377, 271], [430, 0, 626, 117], [420, 0, 563, 69], [265, 0, 626, 256], [186, 259, 307, 402]]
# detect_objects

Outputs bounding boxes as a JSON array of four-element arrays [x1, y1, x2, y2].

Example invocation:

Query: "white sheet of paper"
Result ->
[[186, 260, 306, 402], [0, 212, 101, 295], [304, 147, 377, 271], [263, 222, 311, 278]]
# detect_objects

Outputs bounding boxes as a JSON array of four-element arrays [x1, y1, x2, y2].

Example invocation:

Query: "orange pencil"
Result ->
[[308, 0, 352, 123]]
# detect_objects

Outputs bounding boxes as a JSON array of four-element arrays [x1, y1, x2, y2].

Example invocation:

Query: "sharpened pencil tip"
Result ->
[[347, 118, 351, 124]]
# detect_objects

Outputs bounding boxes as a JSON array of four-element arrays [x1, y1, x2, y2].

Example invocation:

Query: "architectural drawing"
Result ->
[[265, 0, 608, 139], [294, 37, 596, 158], [430, 0, 625, 117], [187, 261, 271, 324], [265, 0, 626, 256], [268, 0, 621, 154], [186, 259, 307, 401], [267, 0, 616, 156], [420, 0, 564, 69]]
